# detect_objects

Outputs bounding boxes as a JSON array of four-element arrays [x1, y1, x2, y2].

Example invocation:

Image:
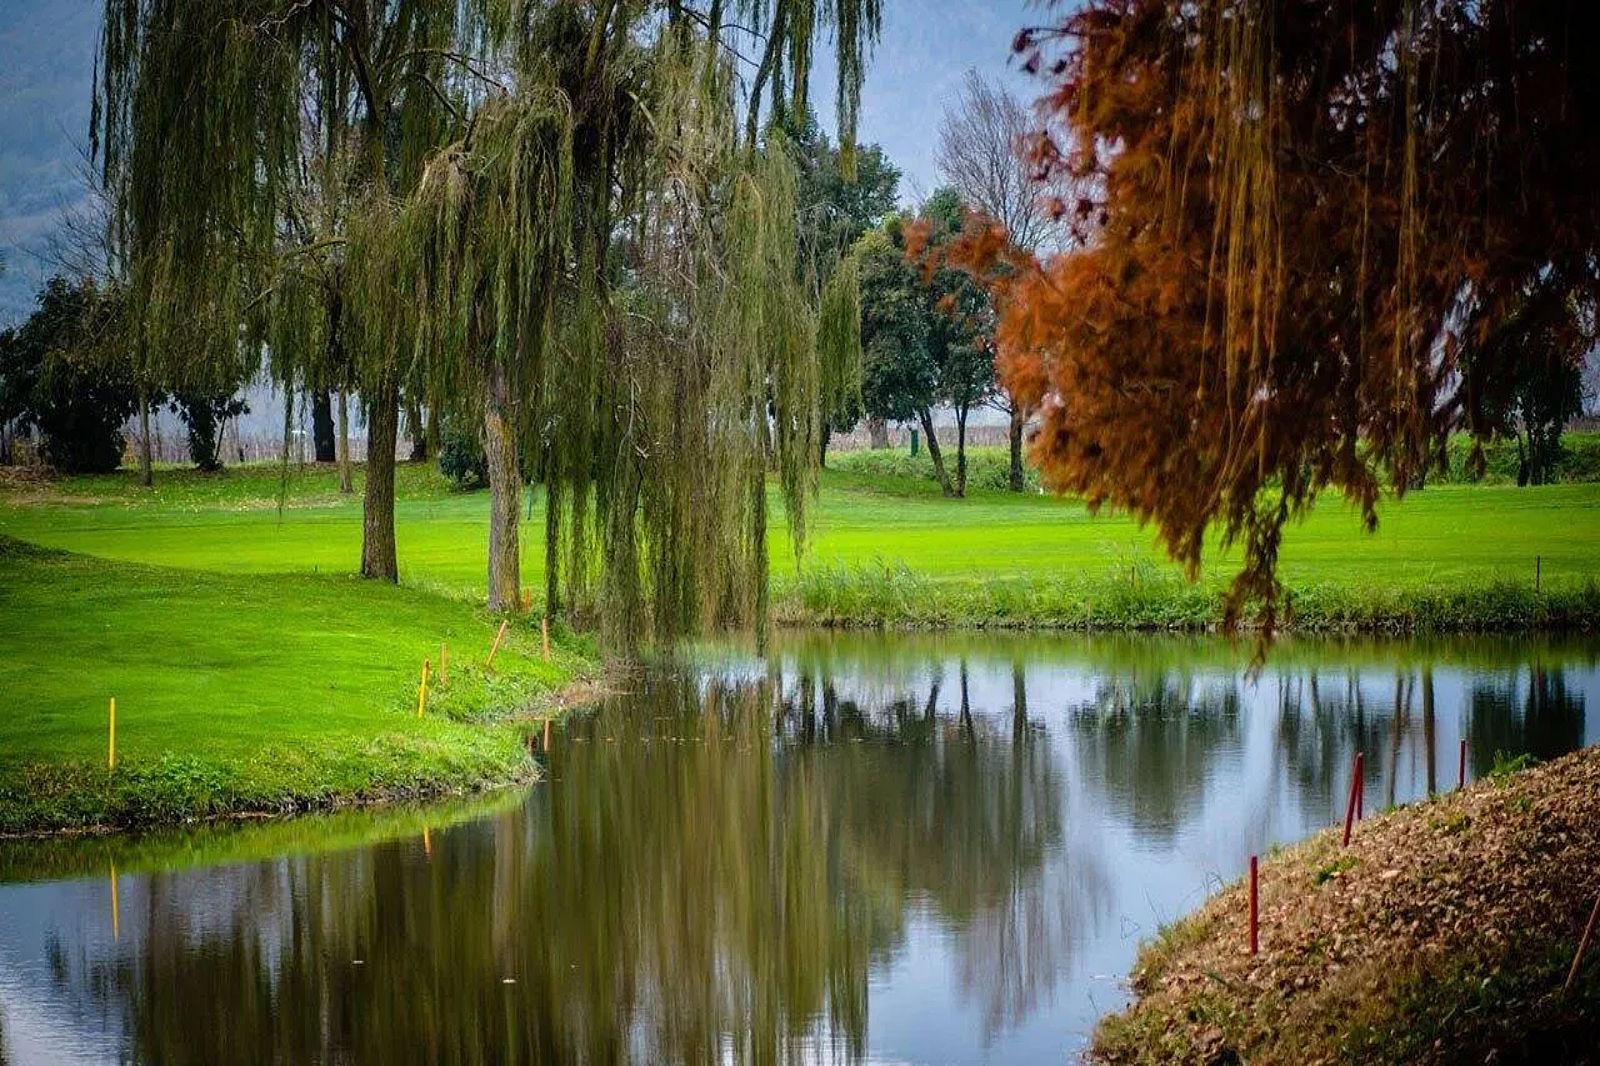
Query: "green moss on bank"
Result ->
[[0, 538, 596, 835], [1091, 746, 1600, 1064]]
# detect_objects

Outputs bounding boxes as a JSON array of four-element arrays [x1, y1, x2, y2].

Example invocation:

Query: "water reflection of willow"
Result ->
[[1070, 673, 1243, 840], [66, 668, 1076, 1064]]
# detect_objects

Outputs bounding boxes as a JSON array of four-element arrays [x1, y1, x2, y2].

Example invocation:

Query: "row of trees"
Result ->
[[90, 0, 888, 646], [845, 73, 1055, 498]]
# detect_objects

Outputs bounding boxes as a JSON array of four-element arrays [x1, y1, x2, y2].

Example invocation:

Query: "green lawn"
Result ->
[[0, 536, 593, 834], [1, 449, 1596, 832], [4, 451, 1598, 624]]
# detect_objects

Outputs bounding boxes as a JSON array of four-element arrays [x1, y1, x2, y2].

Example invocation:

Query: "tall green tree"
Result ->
[[917, 187, 996, 498], [858, 194, 996, 499], [784, 111, 898, 463], [857, 223, 948, 487], [96, 0, 468, 582], [0, 277, 135, 474]]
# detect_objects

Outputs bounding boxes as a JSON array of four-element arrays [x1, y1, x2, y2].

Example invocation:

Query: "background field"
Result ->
[[2, 448, 1597, 605]]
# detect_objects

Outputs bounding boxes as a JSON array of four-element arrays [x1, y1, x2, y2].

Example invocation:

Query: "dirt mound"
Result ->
[[1092, 746, 1600, 1064]]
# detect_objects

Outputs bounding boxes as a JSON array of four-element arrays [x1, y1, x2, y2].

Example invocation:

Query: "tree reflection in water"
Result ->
[[4, 633, 1593, 1065]]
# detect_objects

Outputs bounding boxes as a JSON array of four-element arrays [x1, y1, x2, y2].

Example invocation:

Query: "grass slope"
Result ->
[[4, 453, 1598, 631], [1091, 747, 1600, 1064], [0, 537, 594, 835]]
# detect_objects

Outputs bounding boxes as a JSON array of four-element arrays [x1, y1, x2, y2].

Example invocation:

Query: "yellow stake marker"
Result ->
[[417, 659, 431, 719], [486, 619, 510, 669], [541, 617, 551, 662], [423, 826, 432, 859], [108, 697, 117, 771]]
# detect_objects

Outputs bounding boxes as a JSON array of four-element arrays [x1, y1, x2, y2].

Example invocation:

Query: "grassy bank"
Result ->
[[1092, 746, 1600, 1064], [3, 452, 1600, 631], [0, 537, 596, 835]]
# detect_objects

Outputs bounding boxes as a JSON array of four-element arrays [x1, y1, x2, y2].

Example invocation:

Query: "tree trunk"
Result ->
[[336, 390, 353, 494], [819, 424, 831, 468], [484, 365, 522, 613], [954, 406, 969, 498], [868, 417, 889, 449], [1012, 662, 1027, 738], [1008, 403, 1026, 492], [918, 408, 955, 497], [137, 391, 153, 486], [312, 390, 336, 462], [361, 376, 399, 582], [408, 400, 428, 462]]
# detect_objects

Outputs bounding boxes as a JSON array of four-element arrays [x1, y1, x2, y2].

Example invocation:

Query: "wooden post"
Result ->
[[1459, 738, 1467, 790], [1248, 855, 1259, 956], [440, 642, 449, 684], [1342, 751, 1364, 847], [541, 616, 551, 662], [1564, 892, 1600, 997], [417, 659, 431, 719], [486, 619, 510, 669], [108, 697, 117, 771], [543, 717, 552, 752]]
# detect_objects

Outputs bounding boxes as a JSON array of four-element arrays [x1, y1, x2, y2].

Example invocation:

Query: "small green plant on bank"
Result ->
[[1313, 854, 1361, 885], [1488, 750, 1539, 784]]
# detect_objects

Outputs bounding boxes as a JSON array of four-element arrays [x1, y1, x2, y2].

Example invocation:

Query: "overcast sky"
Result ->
[[0, 0, 1053, 326]]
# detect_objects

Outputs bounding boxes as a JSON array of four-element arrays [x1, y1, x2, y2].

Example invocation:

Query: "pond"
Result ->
[[1, 632, 1597, 1064]]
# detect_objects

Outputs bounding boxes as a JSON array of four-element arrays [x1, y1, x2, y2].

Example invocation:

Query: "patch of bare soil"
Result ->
[[1092, 746, 1600, 1064]]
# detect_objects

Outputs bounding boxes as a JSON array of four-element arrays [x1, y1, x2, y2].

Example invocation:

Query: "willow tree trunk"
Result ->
[[1008, 404, 1026, 492], [484, 364, 522, 613], [137, 391, 153, 487], [408, 400, 428, 462], [361, 377, 399, 581], [336, 390, 353, 494], [312, 391, 336, 462], [867, 417, 889, 449], [918, 409, 955, 497], [954, 407, 969, 498]]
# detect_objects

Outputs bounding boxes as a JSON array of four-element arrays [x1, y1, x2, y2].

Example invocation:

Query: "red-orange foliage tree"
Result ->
[[972, 0, 1600, 626]]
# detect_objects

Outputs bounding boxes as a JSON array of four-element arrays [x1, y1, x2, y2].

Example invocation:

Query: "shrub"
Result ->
[[0, 277, 135, 474], [832, 444, 1042, 493], [171, 390, 249, 471], [438, 423, 488, 489]]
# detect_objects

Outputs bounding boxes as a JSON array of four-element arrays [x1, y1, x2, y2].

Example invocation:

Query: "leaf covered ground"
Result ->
[[1092, 746, 1600, 1063]]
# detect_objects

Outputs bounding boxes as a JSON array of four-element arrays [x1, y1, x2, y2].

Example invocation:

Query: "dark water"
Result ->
[[2, 633, 1597, 1064]]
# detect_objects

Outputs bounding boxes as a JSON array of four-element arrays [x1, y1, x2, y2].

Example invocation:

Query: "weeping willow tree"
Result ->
[[97, 0, 875, 645], [402, 88, 575, 612], [97, 0, 483, 581], [391, 19, 861, 648]]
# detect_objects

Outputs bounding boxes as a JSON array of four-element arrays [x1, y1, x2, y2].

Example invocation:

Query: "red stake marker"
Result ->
[[1342, 751, 1364, 847], [1248, 855, 1260, 956]]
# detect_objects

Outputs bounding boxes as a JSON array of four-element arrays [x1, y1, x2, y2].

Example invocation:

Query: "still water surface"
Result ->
[[1, 632, 1596, 1064]]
